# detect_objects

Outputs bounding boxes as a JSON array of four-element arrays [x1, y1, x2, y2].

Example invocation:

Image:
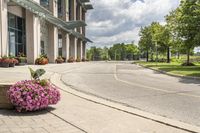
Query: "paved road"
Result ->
[[61, 61, 200, 127]]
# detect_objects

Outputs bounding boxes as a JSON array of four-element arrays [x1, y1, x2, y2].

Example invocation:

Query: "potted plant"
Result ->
[[55, 56, 64, 64], [9, 58, 18, 67], [67, 56, 75, 63], [1, 56, 10, 68], [0, 57, 2, 67], [7, 67, 60, 112], [35, 54, 49, 65], [62, 57, 66, 62], [15, 53, 27, 66], [82, 58, 86, 62], [9, 56, 19, 67], [76, 57, 81, 62]]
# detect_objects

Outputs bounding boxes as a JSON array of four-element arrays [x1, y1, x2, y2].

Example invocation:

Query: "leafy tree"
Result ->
[[177, 0, 200, 65], [138, 26, 154, 62], [87, 46, 102, 61]]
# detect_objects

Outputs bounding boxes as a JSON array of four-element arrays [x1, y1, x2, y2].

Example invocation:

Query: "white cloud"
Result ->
[[86, 0, 180, 47]]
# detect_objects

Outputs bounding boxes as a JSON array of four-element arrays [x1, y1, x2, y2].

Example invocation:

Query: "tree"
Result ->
[[125, 44, 140, 60], [177, 0, 200, 65], [165, 9, 183, 59], [138, 26, 154, 62], [87, 47, 102, 61]]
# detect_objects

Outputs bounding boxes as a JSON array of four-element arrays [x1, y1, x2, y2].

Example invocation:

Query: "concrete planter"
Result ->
[[9, 63, 15, 67], [1, 62, 10, 68], [0, 84, 13, 109]]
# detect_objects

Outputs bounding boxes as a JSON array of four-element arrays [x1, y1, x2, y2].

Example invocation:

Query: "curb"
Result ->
[[136, 63, 200, 81], [50, 73, 200, 133]]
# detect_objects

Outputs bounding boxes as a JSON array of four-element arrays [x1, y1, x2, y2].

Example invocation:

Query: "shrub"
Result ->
[[181, 62, 195, 66]]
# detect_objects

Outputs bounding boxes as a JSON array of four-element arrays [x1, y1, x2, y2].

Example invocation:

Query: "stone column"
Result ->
[[82, 42, 86, 59], [69, 0, 77, 59], [62, 0, 70, 60], [48, 0, 58, 63], [26, 0, 40, 64], [0, 1, 8, 57], [76, 4, 83, 60], [77, 39, 81, 59], [62, 32, 69, 60]]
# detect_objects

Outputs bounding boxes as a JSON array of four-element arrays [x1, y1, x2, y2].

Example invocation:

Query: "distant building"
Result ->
[[0, 0, 93, 63]]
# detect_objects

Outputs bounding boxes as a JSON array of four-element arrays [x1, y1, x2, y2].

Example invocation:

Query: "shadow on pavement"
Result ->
[[0, 107, 56, 116], [152, 70, 200, 85]]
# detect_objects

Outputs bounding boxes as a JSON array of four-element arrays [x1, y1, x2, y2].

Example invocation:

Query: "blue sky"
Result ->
[[86, 0, 180, 47]]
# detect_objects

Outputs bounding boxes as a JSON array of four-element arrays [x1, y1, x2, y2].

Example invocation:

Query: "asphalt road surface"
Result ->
[[60, 61, 200, 127]]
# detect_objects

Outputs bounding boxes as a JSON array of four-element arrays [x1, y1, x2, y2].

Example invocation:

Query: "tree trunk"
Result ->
[[177, 51, 180, 59], [151, 53, 154, 61], [167, 47, 170, 63], [146, 50, 149, 62], [187, 49, 190, 65]]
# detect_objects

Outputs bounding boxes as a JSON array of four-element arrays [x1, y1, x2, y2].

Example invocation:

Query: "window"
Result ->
[[69, 0, 72, 20], [41, 41, 45, 55], [58, 34, 62, 56], [40, 0, 49, 7], [57, 0, 63, 17], [8, 13, 26, 56]]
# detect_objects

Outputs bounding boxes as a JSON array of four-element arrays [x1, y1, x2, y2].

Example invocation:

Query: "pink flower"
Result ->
[[7, 80, 60, 112]]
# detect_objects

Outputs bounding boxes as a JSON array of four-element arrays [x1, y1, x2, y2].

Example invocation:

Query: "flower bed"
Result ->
[[7, 68, 60, 112], [7, 80, 60, 112]]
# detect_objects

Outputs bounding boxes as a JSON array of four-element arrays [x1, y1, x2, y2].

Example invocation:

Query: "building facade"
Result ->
[[0, 0, 93, 64]]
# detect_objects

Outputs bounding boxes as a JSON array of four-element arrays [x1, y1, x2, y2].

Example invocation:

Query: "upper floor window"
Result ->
[[40, 0, 49, 7], [57, 0, 63, 17], [69, 0, 72, 20]]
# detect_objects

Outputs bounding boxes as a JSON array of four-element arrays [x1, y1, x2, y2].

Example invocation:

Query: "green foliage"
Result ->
[[39, 79, 49, 87], [28, 67, 46, 80], [138, 0, 200, 65], [87, 44, 139, 61]]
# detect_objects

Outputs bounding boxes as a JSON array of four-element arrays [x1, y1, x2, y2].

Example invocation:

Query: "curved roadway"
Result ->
[[60, 62, 200, 127]]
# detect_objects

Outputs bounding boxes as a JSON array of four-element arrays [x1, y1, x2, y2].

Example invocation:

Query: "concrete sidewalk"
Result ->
[[0, 64, 196, 133]]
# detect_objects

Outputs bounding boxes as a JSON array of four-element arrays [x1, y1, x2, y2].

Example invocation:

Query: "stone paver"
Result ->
[[0, 108, 84, 133]]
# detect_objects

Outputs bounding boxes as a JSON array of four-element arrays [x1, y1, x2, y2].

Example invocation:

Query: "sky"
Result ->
[[86, 0, 180, 48]]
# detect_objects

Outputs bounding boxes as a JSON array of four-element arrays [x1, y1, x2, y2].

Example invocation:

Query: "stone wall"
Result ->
[[0, 84, 13, 109]]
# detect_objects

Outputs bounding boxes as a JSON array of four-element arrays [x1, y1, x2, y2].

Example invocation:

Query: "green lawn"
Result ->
[[137, 61, 200, 77]]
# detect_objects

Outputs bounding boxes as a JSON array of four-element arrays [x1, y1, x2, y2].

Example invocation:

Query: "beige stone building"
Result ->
[[0, 0, 93, 64]]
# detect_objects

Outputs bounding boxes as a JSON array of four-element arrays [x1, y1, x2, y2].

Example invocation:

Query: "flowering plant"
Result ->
[[67, 56, 75, 63], [55, 56, 64, 64], [76, 57, 81, 62], [7, 68, 60, 112], [35, 54, 49, 65]]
